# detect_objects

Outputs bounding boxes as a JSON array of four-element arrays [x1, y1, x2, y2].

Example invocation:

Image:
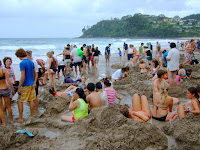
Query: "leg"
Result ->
[[0, 97, 6, 127], [74, 66, 78, 76], [78, 65, 82, 75], [172, 71, 177, 87], [57, 71, 60, 80], [172, 97, 180, 105], [34, 96, 39, 110], [177, 104, 186, 119], [18, 101, 23, 122], [166, 112, 178, 122], [132, 93, 141, 111], [49, 73, 53, 87], [29, 100, 35, 117], [52, 73, 56, 87], [141, 95, 151, 117], [4, 96, 13, 124], [168, 71, 173, 87], [61, 115, 73, 122]]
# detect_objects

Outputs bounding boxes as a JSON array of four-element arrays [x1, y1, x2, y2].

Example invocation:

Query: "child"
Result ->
[[186, 69, 192, 80], [138, 59, 146, 73], [178, 64, 187, 82], [118, 48, 122, 62]]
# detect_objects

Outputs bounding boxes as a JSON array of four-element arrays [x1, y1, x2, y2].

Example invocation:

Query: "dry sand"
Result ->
[[1, 53, 200, 150]]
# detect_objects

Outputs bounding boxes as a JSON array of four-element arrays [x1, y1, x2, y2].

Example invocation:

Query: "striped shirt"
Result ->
[[103, 88, 116, 105]]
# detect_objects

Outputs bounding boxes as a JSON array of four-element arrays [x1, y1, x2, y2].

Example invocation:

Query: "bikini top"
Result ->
[[0, 68, 5, 80]]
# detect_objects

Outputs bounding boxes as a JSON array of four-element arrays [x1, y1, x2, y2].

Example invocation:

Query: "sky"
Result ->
[[0, 0, 199, 38]]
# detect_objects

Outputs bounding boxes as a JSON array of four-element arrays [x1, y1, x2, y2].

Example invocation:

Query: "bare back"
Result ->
[[152, 92, 173, 118], [0, 68, 8, 89], [86, 92, 102, 110]]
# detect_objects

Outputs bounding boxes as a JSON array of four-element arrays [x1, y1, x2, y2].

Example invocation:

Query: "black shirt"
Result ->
[[93, 50, 100, 56]]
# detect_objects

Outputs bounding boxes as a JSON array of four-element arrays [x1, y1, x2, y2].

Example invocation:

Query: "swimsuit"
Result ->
[[137, 110, 150, 119], [152, 115, 167, 121]]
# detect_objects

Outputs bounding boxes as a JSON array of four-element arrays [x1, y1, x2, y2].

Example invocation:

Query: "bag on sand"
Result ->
[[77, 48, 84, 56], [190, 53, 199, 65]]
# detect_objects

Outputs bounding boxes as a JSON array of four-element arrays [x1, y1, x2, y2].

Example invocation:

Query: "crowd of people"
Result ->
[[0, 39, 200, 127]]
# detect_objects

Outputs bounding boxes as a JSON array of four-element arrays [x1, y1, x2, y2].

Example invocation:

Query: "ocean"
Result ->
[[0, 38, 187, 65]]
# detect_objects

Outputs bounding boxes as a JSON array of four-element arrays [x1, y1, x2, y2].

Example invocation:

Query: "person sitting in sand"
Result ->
[[177, 87, 200, 119], [152, 82, 178, 122], [153, 70, 180, 105], [96, 82, 108, 106], [111, 67, 126, 82], [86, 83, 102, 111], [61, 88, 88, 122], [38, 67, 46, 86], [123, 66, 130, 78], [138, 59, 146, 73], [178, 64, 187, 82], [128, 93, 151, 122], [186, 69, 192, 80], [149, 59, 160, 78], [50, 76, 88, 97], [103, 80, 122, 105]]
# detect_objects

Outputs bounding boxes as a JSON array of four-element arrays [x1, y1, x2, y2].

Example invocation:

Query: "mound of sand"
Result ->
[[162, 114, 200, 150]]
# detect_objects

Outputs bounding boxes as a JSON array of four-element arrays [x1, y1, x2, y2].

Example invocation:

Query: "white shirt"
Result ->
[[58, 59, 65, 66], [33, 60, 39, 73], [70, 48, 82, 63], [166, 48, 180, 71], [112, 69, 125, 80]]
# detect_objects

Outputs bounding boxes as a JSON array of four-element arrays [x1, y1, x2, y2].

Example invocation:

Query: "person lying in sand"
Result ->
[[50, 76, 88, 97], [152, 82, 178, 122], [128, 93, 151, 122], [138, 59, 146, 73], [86, 83, 102, 111], [153, 70, 180, 105], [61, 88, 88, 122], [111, 67, 126, 82], [177, 87, 200, 119]]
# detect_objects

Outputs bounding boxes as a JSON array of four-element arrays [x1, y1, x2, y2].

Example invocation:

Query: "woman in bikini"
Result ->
[[0, 68, 14, 127], [152, 82, 178, 122], [47, 52, 58, 87], [129, 93, 151, 122], [178, 87, 200, 119]]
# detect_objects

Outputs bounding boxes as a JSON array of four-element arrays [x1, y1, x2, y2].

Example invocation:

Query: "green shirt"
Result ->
[[139, 46, 143, 55], [74, 99, 88, 120]]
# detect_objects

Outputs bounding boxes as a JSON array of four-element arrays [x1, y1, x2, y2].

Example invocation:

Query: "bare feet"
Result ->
[[18, 119, 23, 123]]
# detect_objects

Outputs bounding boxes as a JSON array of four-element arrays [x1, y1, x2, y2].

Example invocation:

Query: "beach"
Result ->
[[1, 49, 200, 149]]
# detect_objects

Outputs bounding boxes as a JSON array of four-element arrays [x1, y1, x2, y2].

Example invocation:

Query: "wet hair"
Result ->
[[170, 42, 176, 48], [3, 57, 12, 67], [190, 39, 194, 43], [157, 70, 165, 78], [143, 46, 148, 48], [51, 51, 54, 54], [196, 84, 200, 93], [41, 67, 46, 73], [109, 44, 111, 46], [26, 50, 32, 56], [129, 44, 134, 47], [179, 64, 184, 69], [96, 82, 102, 89], [67, 44, 70, 47], [104, 80, 111, 87], [161, 82, 169, 103], [141, 43, 144, 45], [47, 52, 53, 58], [188, 87, 199, 100], [15, 48, 27, 57], [96, 47, 98, 50], [152, 59, 159, 68], [83, 44, 86, 46], [122, 67, 127, 72], [75, 88, 87, 103], [140, 59, 144, 64], [162, 49, 166, 54], [87, 83, 95, 91]]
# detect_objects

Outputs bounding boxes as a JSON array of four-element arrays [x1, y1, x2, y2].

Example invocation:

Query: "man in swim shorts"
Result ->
[[15, 48, 36, 122]]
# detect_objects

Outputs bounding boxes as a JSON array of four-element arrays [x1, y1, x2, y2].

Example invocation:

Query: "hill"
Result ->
[[81, 13, 200, 38]]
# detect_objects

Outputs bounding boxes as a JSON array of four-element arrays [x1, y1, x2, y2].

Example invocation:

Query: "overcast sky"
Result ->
[[0, 0, 199, 38]]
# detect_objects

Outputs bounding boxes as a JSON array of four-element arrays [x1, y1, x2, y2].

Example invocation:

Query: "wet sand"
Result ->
[[1, 52, 200, 149]]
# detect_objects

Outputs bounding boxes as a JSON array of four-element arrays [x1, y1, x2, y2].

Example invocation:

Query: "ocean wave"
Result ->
[[0, 45, 57, 50]]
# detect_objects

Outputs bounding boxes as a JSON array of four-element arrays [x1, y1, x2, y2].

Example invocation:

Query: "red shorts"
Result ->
[[136, 55, 140, 57], [72, 116, 76, 123]]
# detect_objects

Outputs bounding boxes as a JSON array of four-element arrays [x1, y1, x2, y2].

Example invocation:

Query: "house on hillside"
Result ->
[[163, 18, 173, 22]]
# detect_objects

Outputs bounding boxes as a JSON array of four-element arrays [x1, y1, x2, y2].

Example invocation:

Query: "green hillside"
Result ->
[[81, 13, 200, 38]]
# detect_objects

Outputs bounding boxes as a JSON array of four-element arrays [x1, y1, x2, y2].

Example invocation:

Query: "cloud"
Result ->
[[0, 0, 199, 38]]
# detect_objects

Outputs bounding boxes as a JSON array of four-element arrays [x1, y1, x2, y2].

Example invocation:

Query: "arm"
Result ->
[[190, 100, 200, 114], [168, 97, 173, 112], [12, 69, 16, 84], [152, 66, 160, 75], [129, 111, 149, 122], [68, 96, 78, 111], [56, 52, 64, 57], [34, 69, 37, 86], [4, 69, 14, 93], [18, 70, 25, 94], [48, 58, 52, 70], [55, 58, 58, 68], [116, 93, 122, 100]]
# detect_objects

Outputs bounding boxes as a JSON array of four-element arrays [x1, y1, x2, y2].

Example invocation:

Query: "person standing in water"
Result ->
[[105, 44, 111, 66]]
